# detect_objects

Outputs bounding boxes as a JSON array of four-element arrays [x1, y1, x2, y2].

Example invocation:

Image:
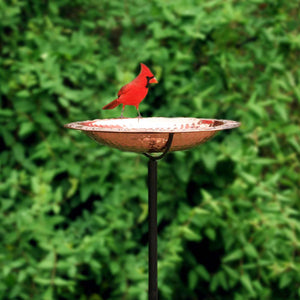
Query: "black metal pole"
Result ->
[[148, 158, 158, 300], [144, 133, 174, 300]]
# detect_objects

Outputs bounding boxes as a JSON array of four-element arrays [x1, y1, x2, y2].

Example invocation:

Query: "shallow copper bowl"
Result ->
[[64, 117, 240, 153]]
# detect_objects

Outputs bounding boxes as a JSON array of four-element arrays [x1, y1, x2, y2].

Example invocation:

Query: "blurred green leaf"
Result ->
[[223, 249, 243, 263]]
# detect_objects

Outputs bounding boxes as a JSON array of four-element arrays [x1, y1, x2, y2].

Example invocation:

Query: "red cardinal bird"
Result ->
[[102, 63, 158, 117]]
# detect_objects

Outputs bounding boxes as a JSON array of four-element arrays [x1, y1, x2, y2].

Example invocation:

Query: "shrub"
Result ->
[[1, 0, 299, 299]]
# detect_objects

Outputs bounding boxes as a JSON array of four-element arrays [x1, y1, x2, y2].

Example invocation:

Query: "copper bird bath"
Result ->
[[65, 117, 240, 300]]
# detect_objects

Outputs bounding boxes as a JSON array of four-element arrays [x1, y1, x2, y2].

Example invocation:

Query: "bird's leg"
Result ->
[[137, 108, 142, 119], [120, 105, 125, 118]]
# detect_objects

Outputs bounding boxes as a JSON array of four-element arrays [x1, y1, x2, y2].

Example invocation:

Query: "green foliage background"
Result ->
[[1, 0, 300, 299]]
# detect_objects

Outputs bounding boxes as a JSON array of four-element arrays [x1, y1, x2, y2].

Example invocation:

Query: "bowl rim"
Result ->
[[64, 117, 241, 133]]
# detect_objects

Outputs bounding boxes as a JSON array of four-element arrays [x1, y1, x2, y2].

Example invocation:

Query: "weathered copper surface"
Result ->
[[64, 118, 240, 153]]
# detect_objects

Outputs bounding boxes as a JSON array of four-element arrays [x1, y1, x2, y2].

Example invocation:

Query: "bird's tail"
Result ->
[[102, 99, 120, 110]]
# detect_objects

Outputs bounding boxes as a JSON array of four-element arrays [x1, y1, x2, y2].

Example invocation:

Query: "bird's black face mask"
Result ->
[[146, 76, 155, 88]]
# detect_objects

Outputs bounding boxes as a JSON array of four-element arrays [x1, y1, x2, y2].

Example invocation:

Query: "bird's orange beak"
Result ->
[[149, 77, 158, 84]]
